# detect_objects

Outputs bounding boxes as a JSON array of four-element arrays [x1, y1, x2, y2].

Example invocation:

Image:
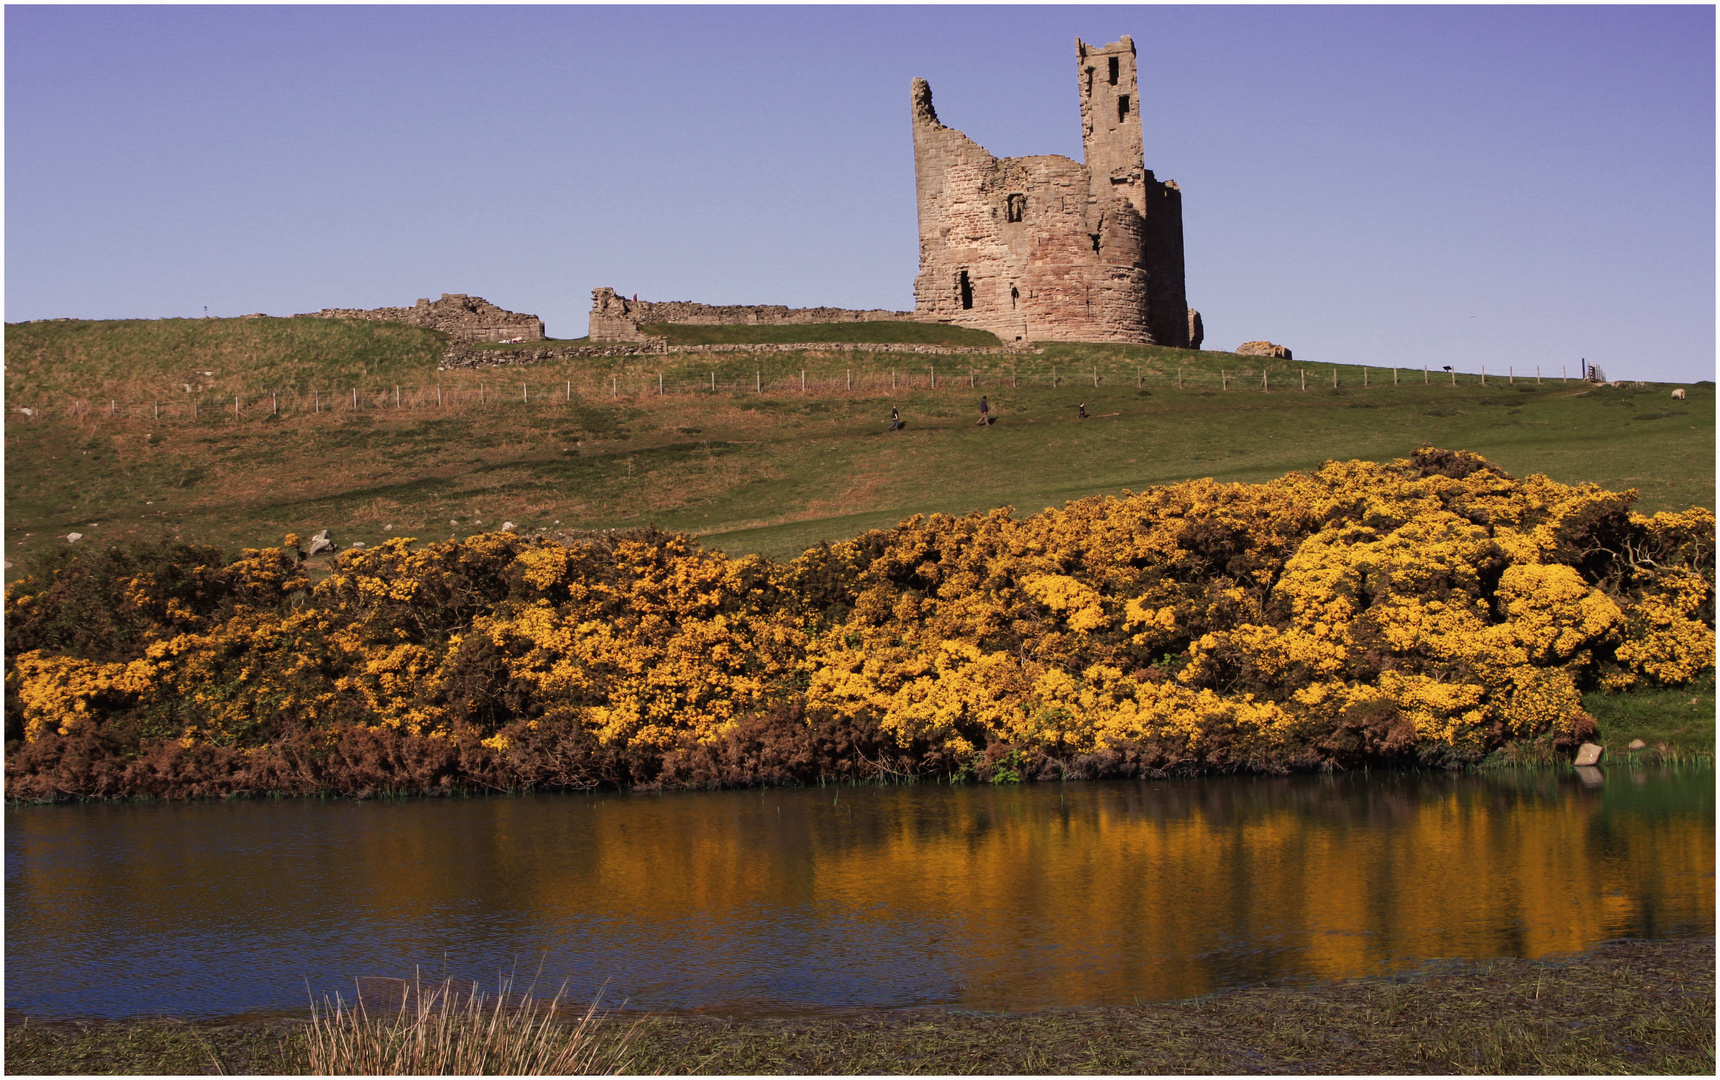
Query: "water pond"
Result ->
[[5, 766, 1712, 1020]]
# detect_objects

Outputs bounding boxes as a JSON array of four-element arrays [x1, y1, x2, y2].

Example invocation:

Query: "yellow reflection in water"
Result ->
[[5, 768, 1712, 1014]]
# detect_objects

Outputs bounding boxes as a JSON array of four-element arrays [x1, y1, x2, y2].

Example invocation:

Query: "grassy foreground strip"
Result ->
[[5, 937, 1711, 1075]]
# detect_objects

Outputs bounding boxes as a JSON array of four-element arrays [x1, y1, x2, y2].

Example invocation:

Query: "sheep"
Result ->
[[1672, 388, 1687, 400]]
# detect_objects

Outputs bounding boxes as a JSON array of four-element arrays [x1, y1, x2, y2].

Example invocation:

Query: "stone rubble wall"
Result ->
[[441, 338, 1041, 371], [590, 288, 916, 343], [299, 293, 545, 343]]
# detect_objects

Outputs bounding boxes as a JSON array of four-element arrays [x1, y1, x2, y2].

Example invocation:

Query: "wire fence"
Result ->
[[11, 361, 1579, 426]]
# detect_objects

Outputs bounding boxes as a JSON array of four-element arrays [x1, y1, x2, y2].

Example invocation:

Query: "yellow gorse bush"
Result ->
[[6, 450, 1712, 782]]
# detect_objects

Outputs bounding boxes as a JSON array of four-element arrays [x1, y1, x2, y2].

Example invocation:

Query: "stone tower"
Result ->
[[910, 36, 1192, 347]]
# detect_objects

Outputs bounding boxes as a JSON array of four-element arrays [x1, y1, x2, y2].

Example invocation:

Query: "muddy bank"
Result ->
[[6, 937, 1712, 1075]]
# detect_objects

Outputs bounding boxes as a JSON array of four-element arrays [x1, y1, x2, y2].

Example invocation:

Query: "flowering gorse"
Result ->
[[6, 449, 1712, 792]]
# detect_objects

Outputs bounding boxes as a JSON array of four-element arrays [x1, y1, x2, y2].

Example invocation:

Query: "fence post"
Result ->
[[1509, 367, 1514, 385], [1562, 365, 1567, 383], [154, 401, 159, 420], [1333, 368, 1338, 389], [1301, 368, 1306, 391], [568, 380, 573, 401], [194, 399, 198, 420], [274, 392, 279, 415], [801, 370, 806, 392], [1481, 366, 1487, 386], [659, 372, 664, 395], [481, 383, 486, 405], [438, 385, 444, 407], [1536, 366, 1541, 384], [313, 391, 318, 413], [523, 382, 529, 403], [396, 386, 401, 408], [353, 387, 358, 409], [1221, 369, 1226, 391], [756, 371, 761, 393], [1393, 367, 1398, 386], [1262, 371, 1268, 393], [892, 368, 896, 390], [1451, 368, 1456, 386], [1363, 368, 1368, 387], [235, 395, 240, 418], [1424, 366, 1428, 384], [1177, 367, 1181, 390], [110, 399, 116, 416], [713, 371, 718, 392], [931, 366, 935, 389], [613, 376, 617, 398]]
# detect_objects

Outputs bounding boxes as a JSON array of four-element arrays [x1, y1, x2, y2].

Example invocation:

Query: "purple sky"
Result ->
[[6, 5, 1714, 381]]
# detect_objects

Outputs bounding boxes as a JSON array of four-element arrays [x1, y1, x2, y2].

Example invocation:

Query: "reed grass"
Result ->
[[304, 974, 639, 1076]]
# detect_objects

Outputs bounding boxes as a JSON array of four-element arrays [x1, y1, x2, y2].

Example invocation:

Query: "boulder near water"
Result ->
[[1573, 742, 1604, 766]]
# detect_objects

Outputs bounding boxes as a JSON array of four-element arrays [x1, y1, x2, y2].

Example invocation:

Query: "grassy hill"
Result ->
[[4, 317, 1712, 578], [4, 317, 448, 402]]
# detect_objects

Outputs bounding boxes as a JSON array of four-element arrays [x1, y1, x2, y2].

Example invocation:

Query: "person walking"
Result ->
[[977, 395, 990, 426], [1077, 401, 1088, 419], [889, 405, 901, 431]]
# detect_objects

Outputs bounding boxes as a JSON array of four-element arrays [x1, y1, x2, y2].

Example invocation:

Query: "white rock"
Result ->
[[1627, 738, 1647, 751], [65, 532, 83, 543], [350, 541, 366, 549], [1573, 742, 1604, 766], [501, 521, 517, 532]]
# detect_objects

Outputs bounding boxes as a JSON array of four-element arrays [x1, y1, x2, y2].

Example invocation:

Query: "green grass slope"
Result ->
[[5, 318, 1712, 578], [5, 317, 448, 401]]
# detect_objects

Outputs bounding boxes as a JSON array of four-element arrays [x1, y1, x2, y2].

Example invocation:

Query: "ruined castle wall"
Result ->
[[1142, 181, 1190, 348], [299, 293, 544, 343], [909, 36, 1192, 348], [589, 287, 914, 342]]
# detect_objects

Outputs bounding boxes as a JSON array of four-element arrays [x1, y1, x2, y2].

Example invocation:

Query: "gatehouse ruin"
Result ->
[[591, 36, 1198, 349]]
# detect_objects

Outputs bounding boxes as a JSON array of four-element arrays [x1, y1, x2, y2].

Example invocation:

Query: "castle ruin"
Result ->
[[591, 36, 1197, 349], [912, 37, 1193, 346]]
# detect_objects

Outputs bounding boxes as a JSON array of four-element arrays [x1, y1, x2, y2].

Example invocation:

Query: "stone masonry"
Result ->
[[589, 288, 915, 343], [299, 293, 544, 343], [912, 37, 1193, 346]]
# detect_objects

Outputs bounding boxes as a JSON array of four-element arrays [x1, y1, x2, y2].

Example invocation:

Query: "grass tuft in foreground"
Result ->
[[304, 975, 638, 1076]]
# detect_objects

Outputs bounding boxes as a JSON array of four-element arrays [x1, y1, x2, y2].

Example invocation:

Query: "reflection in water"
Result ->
[[5, 767, 1712, 1019]]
